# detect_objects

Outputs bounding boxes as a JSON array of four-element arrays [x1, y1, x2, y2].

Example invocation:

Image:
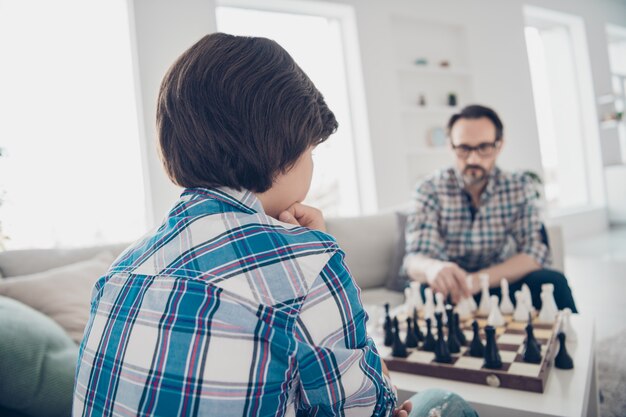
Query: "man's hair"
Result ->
[[447, 104, 504, 141], [157, 32, 338, 193]]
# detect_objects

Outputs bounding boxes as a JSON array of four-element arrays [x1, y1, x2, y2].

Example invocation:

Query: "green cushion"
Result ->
[[0, 295, 78, 417]]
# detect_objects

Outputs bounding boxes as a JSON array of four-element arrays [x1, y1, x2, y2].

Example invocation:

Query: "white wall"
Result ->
[[130, 0, 626, 236], [129, 0, 217, 224]]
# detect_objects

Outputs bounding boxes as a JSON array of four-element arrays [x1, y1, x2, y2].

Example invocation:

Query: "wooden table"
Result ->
[[388, 315, 598, 417]]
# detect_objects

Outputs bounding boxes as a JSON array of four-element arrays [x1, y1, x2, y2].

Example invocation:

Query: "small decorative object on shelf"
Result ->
[[418, 94, 427, 107], [414, 57, 428, 66], [439, 60, 450, 68], [428, 126, 448, 148], [448, 93, 457, 107]]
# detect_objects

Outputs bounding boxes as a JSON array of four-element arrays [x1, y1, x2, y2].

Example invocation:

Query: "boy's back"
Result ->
[[74, 187, 395, 416]]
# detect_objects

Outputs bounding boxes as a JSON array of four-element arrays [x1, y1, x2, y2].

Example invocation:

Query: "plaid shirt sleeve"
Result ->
[[510, 175, 551, 267], [294, 251, 397, 416], [404, 180, 449, 262]]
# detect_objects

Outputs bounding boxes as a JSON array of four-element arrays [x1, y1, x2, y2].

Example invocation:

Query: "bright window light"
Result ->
[[524, 22, 590, 210], [216, 5, 361, 217], [0, 0, 146, 249]]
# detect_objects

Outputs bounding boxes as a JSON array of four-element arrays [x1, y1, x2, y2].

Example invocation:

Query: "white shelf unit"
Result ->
[[390, 15, 473, 185]]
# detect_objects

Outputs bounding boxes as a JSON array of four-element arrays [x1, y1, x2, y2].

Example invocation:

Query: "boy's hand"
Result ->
[[278, 203, 326, 232], [393, 400, 413, 417]]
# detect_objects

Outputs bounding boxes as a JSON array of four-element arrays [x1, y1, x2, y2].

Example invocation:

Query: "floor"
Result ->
[[564, 226, 626, 342]]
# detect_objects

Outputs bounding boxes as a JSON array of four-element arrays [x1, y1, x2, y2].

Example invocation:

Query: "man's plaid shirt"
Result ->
[[73, 188, 396, 417], [404, 167, 551, 272]]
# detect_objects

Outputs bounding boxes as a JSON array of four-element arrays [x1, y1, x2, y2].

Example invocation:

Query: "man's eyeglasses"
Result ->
[[451, 140, 501, 159]]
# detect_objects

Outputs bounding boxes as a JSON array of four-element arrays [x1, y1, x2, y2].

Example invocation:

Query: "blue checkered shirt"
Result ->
[[404, 167, 551, 272], [73, 188, 396, 417]]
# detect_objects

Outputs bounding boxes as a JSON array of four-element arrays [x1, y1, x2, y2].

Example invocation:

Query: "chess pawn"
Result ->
[[405, 317, 419, 348], [391, 317, 408, 358], [466, 275, 478, 313], [513, 291, 530, 322], [554, 332, 574, 369], [434, 313, 452, 363], [412, 310, 424, 342], [424, 287, 435, 320], [487, 295, 505, 327], [542, 283, 558, 312], [446, 306, 461, 354], [483, 325, 502, 369], [469, 320, 484, 357], [499, 278, 515, 315], [422, 317, 436, 352], [522, 323, 542, 363], [478, 273, 491, 316], [404, 287, 413, 312], [409, 281, 424, 311], [455, 297, 472, 320], [435, 292, 447, 324], [538, 291, 558, 324], [522, 284, 535, 313], [561, 308, 577, 342]]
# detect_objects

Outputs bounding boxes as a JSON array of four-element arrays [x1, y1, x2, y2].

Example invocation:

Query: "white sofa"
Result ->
[[0, 211, 565, 305]]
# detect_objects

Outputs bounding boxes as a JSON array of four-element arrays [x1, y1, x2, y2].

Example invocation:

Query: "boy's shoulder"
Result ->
[[107, 205, 341, 307]]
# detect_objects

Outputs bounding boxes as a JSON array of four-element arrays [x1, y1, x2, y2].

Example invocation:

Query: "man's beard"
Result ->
[[462, 165, 488, 186]]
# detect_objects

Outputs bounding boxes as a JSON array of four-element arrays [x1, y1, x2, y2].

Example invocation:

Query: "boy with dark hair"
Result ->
[[74, 33, 475, 417]]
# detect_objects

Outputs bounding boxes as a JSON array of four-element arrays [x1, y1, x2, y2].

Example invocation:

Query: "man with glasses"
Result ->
[[402, 104, 577, 312]]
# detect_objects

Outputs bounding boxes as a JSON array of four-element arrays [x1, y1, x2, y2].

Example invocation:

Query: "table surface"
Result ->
[[387, 314, 596, 417]]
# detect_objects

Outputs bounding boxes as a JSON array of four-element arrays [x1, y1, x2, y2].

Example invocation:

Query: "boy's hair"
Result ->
[[447, 104, 504, 141], [156, 32, 338, 193]]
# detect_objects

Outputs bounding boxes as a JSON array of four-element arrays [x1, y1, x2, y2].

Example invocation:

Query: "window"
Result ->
[[0, 0, 146, 249], [215, 0, 376, 217], [524, 6, 603, 212]]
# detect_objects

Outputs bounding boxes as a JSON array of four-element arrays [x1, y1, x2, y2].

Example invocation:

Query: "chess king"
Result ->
[[402, 104, 578, 312]]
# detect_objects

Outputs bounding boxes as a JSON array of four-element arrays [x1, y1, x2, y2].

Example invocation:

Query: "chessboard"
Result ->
[[379, 312, 562, 393]]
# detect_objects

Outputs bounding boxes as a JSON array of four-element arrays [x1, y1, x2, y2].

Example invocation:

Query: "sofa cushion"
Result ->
[[0, 251, 114, 342], [0, 243, 127, 278], [326, 212, 396, 290], [0, 296, 78, 417], [385, 212, 410, 292]]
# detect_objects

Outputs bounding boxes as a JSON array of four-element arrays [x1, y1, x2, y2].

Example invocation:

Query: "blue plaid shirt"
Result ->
[[74, 188, 396, 417], [404, 167, 551, 272]]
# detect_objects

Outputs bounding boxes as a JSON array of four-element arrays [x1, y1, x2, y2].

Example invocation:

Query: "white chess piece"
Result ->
[[403, 287, 414, 314], [424, 287, 435, 320], [513, 291, 530, 322], [466, 275, 478, 313], [538, 291, 558, 323], [435, 292, 447, 323], [521, 284, 535, 313], [499, 278, 515, 315], [542, 283, 558, 312], [487, 295, 505, 327], [478, 273, 491, 315], [561, 307, 577, 341], [409, 281, 424, 311], [455, 297, 471, 320]]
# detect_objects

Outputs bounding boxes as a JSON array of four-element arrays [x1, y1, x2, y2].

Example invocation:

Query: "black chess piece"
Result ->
[[384, 303, 393, 347], [483, 325, 502, 369], [413, 309, 424, 342], [527, 313, 541, 353], [469, 320, 484, 358], [422, 318, 436, 352], [405, 317, 418, 348], [454, 312, 467, 345], [391, 317, 408, 358], [434, 312, 452, 363], [554, 332, 574, 369], [446, 309, 461, 354], [523, 323, 542, 364]]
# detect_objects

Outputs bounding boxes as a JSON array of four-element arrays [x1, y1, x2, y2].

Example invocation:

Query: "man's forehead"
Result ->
[[450, 117, 497, 144]]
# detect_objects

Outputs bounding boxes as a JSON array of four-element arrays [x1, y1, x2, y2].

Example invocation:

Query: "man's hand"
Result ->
[[393, 400, 413, 417], [426, 261, 470, 303], [278, 203, 326, 232]]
